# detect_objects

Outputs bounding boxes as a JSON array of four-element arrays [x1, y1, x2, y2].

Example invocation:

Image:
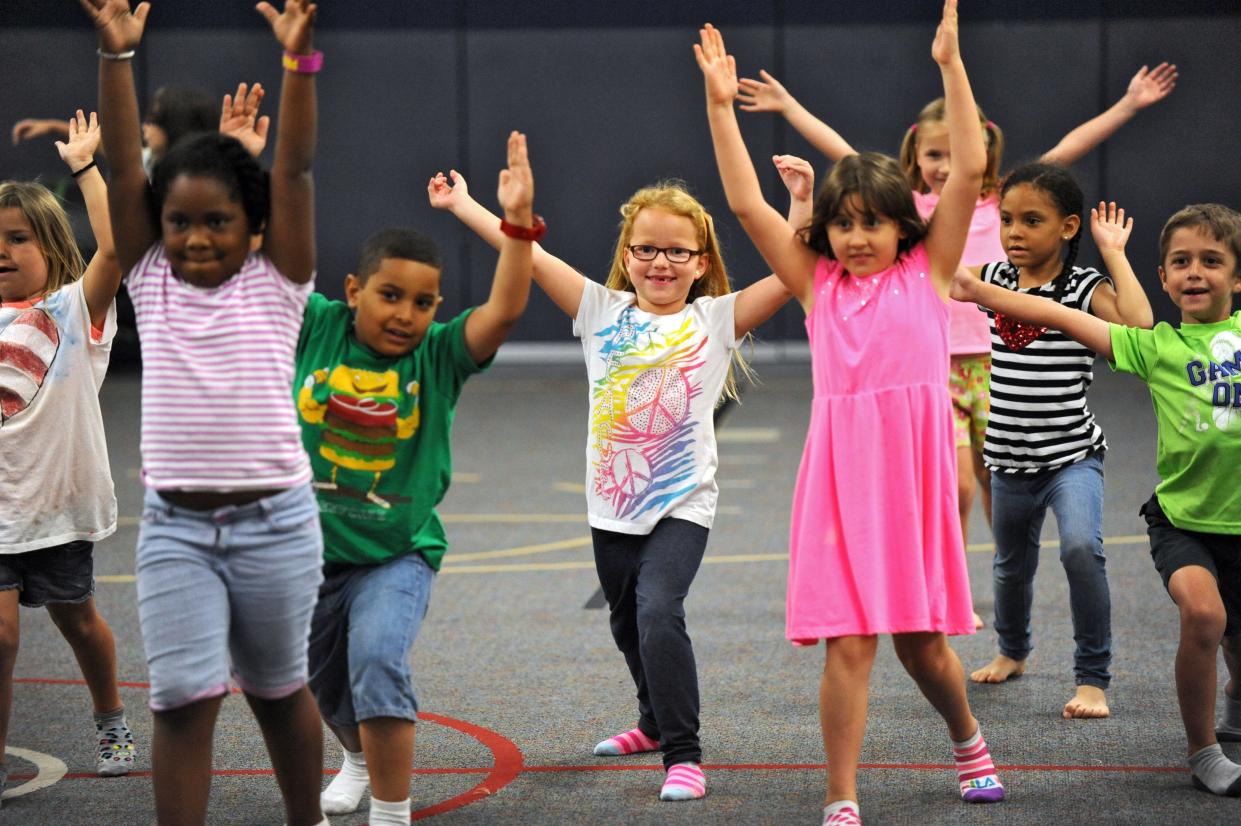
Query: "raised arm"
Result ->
[[256, 0, 317, 284], [952, 269, 1113, 360], [924, 0, 985, 296], [731, 154, 809, 338], [463, 132, 536, 365], [1040, 62, 1177, 166], [80, 0, 157, 276], [428, 169, 585, 318], [219, 81, 270, 158], [56, 110, 122, 328], [697, 24, 819, 310], [12, 118, 72, 146], [1080, 201, 1154, 328], [737, 70, 857, 162]]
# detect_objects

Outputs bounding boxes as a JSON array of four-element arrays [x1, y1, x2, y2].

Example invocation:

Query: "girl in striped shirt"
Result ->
[[83, 0, 328, 823], [960, 163, 1153, 720]]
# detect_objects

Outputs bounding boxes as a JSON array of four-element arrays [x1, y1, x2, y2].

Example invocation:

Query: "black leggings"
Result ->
[[592, 517, 708, 769]]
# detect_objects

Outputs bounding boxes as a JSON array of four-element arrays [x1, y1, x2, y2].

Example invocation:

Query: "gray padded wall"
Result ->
[[2, 7, 1238, 341]]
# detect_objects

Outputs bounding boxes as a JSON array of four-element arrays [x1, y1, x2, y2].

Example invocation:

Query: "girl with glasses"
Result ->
[[429, 153, 813, 802]]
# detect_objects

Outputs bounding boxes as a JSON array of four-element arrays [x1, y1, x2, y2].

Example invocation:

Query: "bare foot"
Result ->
[[970, 654, 1026, 683], [973, 612, 985, 630], [1063, 685, 1110, 719]]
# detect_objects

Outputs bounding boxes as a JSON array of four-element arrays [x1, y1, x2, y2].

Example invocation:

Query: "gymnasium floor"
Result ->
[[4, 356, 1239, 824]]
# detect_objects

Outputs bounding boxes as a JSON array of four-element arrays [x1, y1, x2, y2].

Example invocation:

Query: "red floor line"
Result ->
[[29, 760, 1185, 784]]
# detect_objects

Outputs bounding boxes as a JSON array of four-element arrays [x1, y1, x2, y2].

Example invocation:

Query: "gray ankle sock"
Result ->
[[1219, 691, 1241, 737], [93, 706, 126, 727], [1189, 743, 1241, 796]]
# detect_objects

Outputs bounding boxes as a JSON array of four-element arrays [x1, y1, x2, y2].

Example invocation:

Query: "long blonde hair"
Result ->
[[0, 181, 85, 298], [604, 181, 752, 401], [897, 97, 1004, 197]]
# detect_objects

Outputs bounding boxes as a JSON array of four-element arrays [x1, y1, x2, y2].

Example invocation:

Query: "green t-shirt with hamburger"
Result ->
[[294, 292, 488, 569]]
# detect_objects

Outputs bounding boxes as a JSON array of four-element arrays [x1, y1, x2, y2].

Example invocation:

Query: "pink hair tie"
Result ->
[[910, 124, 918, 133], [985, 120, 996, 129]]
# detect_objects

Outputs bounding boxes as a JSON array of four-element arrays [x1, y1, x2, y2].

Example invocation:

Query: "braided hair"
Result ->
[[1000, 161, 1083, 302], [151, 133, 270, 235]]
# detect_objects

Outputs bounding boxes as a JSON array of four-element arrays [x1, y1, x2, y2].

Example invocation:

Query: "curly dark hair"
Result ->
[[151, 133, 270, 235], [1000, 161, 1084, 280]]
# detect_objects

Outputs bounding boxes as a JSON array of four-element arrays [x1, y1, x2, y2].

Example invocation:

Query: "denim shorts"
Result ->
[[136, 484, 323, 712], [0, 540, 95, 608], [308, 552, 436, 728]]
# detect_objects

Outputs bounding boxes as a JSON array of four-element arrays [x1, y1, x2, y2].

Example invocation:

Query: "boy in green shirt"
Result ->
[[293, 132, 539, 824], [951, 202, 1241, 796]]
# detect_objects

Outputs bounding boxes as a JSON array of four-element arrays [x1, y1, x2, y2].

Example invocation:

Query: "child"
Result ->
[[82, 1, 327, 823], [738, 54, 1176, 627], [950, 202, 1241, 795], [429, 154, 809, 804], [298, 131, 536, 825], [0, 110, 130, 800], [959, 166, 1154, 720], [698, 4, 1004, 823]]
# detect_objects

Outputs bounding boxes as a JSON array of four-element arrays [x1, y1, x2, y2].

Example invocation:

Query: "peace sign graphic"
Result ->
[[625, 366, 690, 437]]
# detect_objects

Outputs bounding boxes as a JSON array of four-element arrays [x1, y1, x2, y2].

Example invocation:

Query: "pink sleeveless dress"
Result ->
[[785, 245, 974, 643]]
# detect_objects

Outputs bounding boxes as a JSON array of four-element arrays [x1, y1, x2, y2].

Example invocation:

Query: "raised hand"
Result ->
[[774, 154, 814, 204], [55, 110, 101, 172], [497, 131, 534, 220], [255, 0, 317, 55], [427, 170, 470, 211], [77, 0, 150, 54], [931, 0, 960, 67], [219, 82, 270, 157], [1123, 62, 1178, 110], [1090, 201, 1133, 253], [694, 23, 739, 106], [738, 70, 792, 113]]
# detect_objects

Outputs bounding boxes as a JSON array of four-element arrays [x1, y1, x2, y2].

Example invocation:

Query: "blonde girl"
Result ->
[[428, 155, 812, 801], [0, 110, 130, 799]]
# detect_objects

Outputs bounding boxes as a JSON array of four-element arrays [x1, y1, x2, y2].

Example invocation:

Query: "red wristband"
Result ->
[[499, 215, 546, 242], [282, 50, 323, 74]]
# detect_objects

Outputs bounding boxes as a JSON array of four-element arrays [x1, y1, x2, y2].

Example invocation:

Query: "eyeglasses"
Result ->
[[626, 244, 704, 264]]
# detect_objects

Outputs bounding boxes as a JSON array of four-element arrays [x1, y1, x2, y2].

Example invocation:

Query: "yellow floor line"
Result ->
[[449, 536, 592, 561]]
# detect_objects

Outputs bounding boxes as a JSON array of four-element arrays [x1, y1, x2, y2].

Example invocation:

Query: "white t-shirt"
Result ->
[[0, 280, 117, 552], [573, 280, 741, 534]]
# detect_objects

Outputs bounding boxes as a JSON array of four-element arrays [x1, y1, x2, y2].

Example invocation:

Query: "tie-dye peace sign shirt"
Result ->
[[0, 280, 117, 552], [573, 280, 740, 535]]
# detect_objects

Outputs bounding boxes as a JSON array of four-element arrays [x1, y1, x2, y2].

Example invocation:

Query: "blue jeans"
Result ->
[[307, 553, 436, 727], [990, 452, 1111, 688]]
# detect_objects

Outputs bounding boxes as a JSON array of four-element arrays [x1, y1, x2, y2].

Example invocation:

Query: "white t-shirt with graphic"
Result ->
[[573, 280, 741, 535], [0, 280, 117, 552]]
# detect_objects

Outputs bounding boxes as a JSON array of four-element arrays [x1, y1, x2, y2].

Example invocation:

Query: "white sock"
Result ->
[[369, 796, 411, 825], [320, 748, 369, 814], [1189, 743, 1241, 796]]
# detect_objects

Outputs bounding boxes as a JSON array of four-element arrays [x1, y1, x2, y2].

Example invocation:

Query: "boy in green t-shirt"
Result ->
[[951, 202, 1241, 796], [293, 133, 539, 824]]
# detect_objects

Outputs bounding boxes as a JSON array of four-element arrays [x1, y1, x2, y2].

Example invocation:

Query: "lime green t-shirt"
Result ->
[[294, 293, 489, 568], [1110, 311, 1241, 533]]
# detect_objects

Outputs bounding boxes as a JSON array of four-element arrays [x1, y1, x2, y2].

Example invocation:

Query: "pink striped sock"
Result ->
[[953, 727, 1005, 803], [593, 727, 659, 756], [822, 800, 862, 825], [659, 762, 706, 801]]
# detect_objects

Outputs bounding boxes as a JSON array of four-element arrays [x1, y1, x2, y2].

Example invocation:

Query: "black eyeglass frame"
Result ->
[[625, 244, 706, 264]]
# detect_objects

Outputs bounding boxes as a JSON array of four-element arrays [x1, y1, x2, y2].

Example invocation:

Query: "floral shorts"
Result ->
[[949, 353, 991, 451]]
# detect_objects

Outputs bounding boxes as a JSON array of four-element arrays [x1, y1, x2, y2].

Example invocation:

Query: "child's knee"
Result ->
[[1058, 535, 1105, 573], [47, 601, 105, 643], [1180, 600, 1227, 646]]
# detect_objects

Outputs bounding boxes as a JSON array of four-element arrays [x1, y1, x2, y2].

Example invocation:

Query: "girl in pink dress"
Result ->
[[698, 3, 1002, 824], [736, 46, 1176, 633]]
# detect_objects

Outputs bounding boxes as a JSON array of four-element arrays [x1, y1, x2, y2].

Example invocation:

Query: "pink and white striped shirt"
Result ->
[[127, 244, 312, 491]]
